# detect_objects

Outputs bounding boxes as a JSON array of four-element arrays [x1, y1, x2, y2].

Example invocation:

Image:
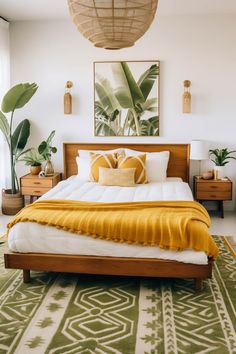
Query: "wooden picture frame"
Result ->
[[94, 60, 160, 137]]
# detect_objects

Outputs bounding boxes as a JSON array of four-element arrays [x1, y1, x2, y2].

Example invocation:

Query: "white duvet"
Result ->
[[8, 176, 208, 264]]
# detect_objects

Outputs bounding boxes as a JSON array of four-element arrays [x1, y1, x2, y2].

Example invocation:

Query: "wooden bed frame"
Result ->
[[4, 143, 213, 290]]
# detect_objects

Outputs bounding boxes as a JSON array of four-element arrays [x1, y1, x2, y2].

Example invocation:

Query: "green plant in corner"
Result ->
[[0, 83, 38, 194], [209, 148, 236, 166]]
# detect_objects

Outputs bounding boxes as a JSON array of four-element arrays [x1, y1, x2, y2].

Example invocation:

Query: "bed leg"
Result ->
[[23, 270, 31, 283], [195, 278, 203, 291]]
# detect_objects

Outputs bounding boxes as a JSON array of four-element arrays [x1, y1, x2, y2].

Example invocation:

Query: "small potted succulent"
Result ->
[[209, 148, 236, 179], [19, 148, 44, 175]]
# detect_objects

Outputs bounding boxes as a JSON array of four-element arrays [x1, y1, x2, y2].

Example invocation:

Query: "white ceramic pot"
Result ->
[[214, 166, 225, 179]]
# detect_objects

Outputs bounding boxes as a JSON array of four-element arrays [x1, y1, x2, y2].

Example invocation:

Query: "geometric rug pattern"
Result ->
[[223, 236, 236, 257], [0, 237, 236, 354]]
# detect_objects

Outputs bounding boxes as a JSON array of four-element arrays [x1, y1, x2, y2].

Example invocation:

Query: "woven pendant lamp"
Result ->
[[68, 0, 158, 49]]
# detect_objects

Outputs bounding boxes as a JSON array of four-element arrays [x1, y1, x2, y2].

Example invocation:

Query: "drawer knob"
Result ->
[[210, 195, 216, 198], [34, 190, 41, 193], [210, 186, 217, 189], [33, 182, 41, 185]]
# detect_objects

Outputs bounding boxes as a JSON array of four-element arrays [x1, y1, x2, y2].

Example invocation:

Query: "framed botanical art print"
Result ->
[[94, 60, 160, 136]]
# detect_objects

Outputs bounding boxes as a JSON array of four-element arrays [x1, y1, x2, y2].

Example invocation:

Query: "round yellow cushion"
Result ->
[[118, 154, 148, 184]]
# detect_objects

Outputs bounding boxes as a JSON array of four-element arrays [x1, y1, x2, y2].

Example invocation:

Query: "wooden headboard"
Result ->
[[63, 143, 190, 182]]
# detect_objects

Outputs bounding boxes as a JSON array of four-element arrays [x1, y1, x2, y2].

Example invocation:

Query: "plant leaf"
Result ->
[[140, 116, 159, 136], [0, 111, 10, 145], [38, 141, 47, 154], [95, 101, 109, 121], [11, 119, 30, 155], [112, 62, 145, 109], [95, 76, 120, 115], [1, 83, 38, 113], [95, 120, 116, 136], [139, 98, 158, 114], [46, 130, 55, 145], [137, 64, 159, 100]]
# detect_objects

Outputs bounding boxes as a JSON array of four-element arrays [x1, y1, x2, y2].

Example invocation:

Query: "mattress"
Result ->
[[8, 176, 208, 265]]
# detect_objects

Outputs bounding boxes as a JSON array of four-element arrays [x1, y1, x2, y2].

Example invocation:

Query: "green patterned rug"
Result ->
[[1, 237, 236, 354]]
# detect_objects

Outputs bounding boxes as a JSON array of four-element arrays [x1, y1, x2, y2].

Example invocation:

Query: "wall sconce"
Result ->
[[182, 80, 191, 113], [64, 81, 73, 114]]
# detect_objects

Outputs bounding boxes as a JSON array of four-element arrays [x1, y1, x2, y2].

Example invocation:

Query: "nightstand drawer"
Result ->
[[21, 178, 53, 188], [196, 182, 231, 192], [196, 191, 232, 200], [21, 186, 51, 196]]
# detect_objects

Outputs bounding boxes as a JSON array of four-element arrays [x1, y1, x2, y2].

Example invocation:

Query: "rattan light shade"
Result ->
[[68, 0, 158, 49]]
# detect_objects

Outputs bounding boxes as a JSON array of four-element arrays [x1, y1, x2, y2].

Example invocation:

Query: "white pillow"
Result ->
[[76, 156, 90, 180], [124, 149, 170, 182], [78, 148, 125, 158], [124, 148, 169, 158]]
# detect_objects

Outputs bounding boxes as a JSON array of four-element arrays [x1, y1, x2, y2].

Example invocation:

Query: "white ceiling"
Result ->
[[1, 0, 236, 21]]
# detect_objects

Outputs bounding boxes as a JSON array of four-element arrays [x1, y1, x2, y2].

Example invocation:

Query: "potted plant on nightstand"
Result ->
[[38, 131, 57, 176], [19, 148, 44, 175], [209, 148, 236, 179], [0, 82, 38, 214]]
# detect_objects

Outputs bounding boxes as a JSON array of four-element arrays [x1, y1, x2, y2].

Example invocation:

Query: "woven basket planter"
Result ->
[[2, 189, 24, 215], [68, 0, 158, 49]]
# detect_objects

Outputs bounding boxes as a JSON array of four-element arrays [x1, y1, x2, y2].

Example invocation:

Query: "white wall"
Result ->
[[9, 15, 236, 210], [0, 18, 10, 202]]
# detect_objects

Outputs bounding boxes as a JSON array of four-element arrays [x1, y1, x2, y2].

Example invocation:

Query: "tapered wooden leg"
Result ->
[[195, 278, 203, 291], [219, 200, 224, 218], [23, 270, 31, 283]]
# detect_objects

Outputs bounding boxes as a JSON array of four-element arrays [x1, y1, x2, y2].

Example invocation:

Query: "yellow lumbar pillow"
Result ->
[[98, 167, 136, 187], [118, 154, 148, 184], [90, 153, 117, 182]]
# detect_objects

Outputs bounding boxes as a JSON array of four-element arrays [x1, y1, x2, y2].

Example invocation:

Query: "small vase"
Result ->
[[44, 160, 54, 176]]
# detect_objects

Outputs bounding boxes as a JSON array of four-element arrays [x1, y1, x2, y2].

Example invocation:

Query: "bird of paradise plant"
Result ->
[[94, 62, 159, 136], [0, 83, 38, 194]]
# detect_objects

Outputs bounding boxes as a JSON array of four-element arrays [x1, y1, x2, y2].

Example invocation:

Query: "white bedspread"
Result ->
[[8, 176, 208, 264]]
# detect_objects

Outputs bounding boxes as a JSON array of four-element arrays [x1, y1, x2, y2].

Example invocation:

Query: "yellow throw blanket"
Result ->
[[7, 200, 219, 259]]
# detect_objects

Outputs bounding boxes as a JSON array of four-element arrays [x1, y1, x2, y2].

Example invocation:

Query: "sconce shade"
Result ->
[[67, 0, 158, 50], [190, 140, 209, 160]]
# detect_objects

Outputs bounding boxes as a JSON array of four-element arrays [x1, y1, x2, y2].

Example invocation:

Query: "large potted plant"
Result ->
[[0, 83, 38, 214], [209, 148, 236, 179]]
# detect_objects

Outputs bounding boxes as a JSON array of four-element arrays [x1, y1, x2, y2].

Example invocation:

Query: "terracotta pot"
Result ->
[[30, 165, 42, 175], [202, 170, 214, 180], [2, 189, 25, 215]]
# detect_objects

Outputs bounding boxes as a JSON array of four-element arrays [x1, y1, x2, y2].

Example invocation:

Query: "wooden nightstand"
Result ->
[[20, 173, 62, 203], [193, 176, 232, 218]]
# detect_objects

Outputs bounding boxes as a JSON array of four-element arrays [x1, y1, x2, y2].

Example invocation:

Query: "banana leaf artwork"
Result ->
[[94, 61, 160, 136]]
